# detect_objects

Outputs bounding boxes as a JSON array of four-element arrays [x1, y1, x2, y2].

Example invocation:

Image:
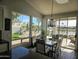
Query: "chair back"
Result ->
[[36, 39, 45, 54]]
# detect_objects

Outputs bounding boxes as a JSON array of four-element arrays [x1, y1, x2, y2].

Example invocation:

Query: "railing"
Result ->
[[12, 35, 40, 46]]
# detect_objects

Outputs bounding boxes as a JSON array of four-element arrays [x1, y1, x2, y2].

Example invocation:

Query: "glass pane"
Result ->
[[47, 19, 59, 40], [59, 19, 67, 35], [12, 12, 30, 45], [60, 17, 77, 50], [59, 19, 68, 47], [67, 17, 76, 49], [60, 20, 67, 27], [32, 17, 41, 37], [56, 20, 59, 27], [47, 19, 53, 37]]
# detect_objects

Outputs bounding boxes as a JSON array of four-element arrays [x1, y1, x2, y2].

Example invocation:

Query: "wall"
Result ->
[[0, 7, 3, 30], [44, 11, 78, 19], [0, 6, 12, 52]]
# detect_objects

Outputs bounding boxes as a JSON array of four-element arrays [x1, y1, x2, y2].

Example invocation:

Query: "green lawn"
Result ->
[[12, 33, 21, 40]]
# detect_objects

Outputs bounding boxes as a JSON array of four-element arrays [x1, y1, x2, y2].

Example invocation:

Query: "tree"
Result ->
[[12, 13, 21, 24]]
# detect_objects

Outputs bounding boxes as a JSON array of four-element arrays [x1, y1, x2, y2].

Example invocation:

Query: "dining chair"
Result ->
[[48, 43, 58, 58], [57, 39, 62, 56], [36, 39, 46, 55], [52, 39, 62, 58], [54, 37, 62, 58], [36, 39, 50, 56]]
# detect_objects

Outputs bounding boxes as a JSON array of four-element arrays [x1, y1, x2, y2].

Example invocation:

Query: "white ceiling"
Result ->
[[25, 0, 77, 15]]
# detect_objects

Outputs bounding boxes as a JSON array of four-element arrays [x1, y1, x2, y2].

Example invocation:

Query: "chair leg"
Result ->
[[52, 53, 56, 59]]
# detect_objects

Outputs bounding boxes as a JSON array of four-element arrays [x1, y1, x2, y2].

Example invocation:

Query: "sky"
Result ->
[[17, 15, 30, 23], [17, 15, 41, 25]]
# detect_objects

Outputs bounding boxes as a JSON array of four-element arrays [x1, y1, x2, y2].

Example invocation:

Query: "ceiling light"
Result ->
[[48, 0, 55, 27], [56, 0, 69, 4]]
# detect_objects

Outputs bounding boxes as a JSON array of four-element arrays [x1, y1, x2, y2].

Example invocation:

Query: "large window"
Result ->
[[12, 12, 30, 45], [12, 12, 42, 46], [59, 18, 68, 36], [46, 17, 77, 50], [68, 17, 76, 36]]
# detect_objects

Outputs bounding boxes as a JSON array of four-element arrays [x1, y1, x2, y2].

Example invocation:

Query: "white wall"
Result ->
[[44, 11, 77, 19], [0, 6, 12, 52]]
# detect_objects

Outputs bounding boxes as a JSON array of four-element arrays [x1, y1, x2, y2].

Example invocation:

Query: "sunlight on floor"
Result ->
[[61, 38, 75, 49], [61, 48, 74, 53], [60, 48, 76, 59]]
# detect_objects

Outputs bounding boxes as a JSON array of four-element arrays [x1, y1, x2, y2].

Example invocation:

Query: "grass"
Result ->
[[12, 33, 21, 40]]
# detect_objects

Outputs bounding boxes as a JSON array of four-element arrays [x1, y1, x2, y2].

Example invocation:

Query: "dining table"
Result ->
[[45, 39, 57, 53], [45, 39, 57, 47], [45, 39, 57, 51]]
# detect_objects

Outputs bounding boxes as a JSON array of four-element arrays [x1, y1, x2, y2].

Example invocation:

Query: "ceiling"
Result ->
[[25, 0, 77, 15]]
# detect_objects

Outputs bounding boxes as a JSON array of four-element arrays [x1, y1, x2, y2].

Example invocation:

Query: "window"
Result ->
[[31, 17, 41, 37], [46, 16, 77, 49], [68, 19, 76, 36], [59, 18, 67, 35], [12, 12, 30, 45], [47, 19, 59, 38]]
